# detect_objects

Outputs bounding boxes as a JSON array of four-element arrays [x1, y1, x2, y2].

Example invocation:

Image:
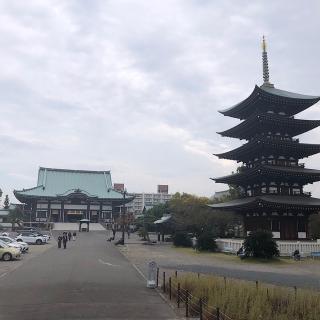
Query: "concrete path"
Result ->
[[53, 222, 106, 231], [0, 231, 178, 320]]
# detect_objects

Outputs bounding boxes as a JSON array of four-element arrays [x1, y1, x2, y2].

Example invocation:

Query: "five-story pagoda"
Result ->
[[210, 37, 320, 240]]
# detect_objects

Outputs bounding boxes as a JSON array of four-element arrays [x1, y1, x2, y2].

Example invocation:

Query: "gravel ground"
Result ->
[[117, 232, 320, 290]]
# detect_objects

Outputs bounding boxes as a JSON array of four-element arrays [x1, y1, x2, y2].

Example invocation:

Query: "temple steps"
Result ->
[[52, 222, 106, 231]]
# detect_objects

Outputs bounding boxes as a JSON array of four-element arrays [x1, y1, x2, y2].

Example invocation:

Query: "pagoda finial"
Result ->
[[261, 35, 274, 87]]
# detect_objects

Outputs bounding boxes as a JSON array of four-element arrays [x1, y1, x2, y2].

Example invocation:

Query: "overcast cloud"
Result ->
[[0, 0, 320, 200]]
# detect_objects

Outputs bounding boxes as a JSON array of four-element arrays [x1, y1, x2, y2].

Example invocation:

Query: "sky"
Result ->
[[0, 0, 320, 201]]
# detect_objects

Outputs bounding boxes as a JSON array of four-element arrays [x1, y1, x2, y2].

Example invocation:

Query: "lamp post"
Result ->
[[121, 189, 127, 245]]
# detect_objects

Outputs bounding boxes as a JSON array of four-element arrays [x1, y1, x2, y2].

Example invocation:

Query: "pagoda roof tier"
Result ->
[[219, 85, 320, 120], [218, 113, 320, 140], [215, 138, 320, 162], [209, 195, 320, 211], [212, 165, 320, 185], [14, 167, 134, 204]]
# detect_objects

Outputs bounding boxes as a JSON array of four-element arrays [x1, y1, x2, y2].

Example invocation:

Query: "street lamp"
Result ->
[[121, 189, 127, 245]]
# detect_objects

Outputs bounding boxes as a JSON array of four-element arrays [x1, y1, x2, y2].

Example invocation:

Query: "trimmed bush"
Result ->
[[196, 231, 217, 252], [173, 231, 192, 247], [244, 230, 279, 259]]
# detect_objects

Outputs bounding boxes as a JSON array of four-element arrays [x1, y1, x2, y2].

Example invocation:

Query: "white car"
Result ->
[[1, 232, 9, 237], [0, 236, 29, 253], [0, 239, 22, 253], [16, 234, 47, 245]]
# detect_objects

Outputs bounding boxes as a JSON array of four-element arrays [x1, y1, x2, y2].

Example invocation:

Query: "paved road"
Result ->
[[0, 231, 177, 320]]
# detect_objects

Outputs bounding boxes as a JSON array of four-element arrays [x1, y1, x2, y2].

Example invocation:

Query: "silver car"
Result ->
[[0, 236, 29, 253]]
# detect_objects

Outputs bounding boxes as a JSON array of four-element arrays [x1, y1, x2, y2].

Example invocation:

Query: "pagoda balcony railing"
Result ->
[[265, 135, 299, 143]]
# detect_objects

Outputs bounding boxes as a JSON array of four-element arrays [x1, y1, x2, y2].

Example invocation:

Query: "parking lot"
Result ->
[[0, 231, 54, 279]]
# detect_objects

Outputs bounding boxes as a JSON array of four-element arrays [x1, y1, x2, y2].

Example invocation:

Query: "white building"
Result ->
[[114, 185, 172, 215], [126, 192, 172, 215]]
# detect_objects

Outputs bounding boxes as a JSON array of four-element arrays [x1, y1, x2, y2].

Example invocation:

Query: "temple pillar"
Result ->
[[87, 202, 90, 220], [99, 202, 103, 221], [61, 201, 65, 222], [48, 200, 51, 222]]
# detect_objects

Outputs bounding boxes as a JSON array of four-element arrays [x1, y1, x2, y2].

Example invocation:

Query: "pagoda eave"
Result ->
[[209, 195, 320, 211], [220, 85, 320, 120], [213, 165, 320, 185]]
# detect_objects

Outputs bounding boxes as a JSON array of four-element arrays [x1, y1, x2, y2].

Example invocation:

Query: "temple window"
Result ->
[[269, 186, 278, 194], [292, 188, 300, 195], [297, 219, 306, 232]]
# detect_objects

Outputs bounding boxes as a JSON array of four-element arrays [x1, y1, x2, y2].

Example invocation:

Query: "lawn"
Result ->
[[173, 246, 294, 266]]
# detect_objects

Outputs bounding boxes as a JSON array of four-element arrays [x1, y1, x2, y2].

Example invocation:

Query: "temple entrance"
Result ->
[[280, 218, 297, 240], [66, 210, 85, 222]]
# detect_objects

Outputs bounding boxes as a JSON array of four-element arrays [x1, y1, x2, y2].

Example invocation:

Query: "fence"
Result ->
[[216, 238, 320, 257], [158, 269, 233, 320]]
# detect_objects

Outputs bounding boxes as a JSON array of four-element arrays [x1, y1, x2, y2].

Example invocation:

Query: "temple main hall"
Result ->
[[210, 37, 320, 240], [14, 167, 133, 223]]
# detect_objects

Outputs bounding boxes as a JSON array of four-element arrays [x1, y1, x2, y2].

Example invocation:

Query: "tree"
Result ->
[[243, 230, 279, 259], [196, 231, 217, 252], [170, 193, 243, 238], [135, 204, 169, 241], [3, 195, 9, 209], [7, 206, 24, 230]]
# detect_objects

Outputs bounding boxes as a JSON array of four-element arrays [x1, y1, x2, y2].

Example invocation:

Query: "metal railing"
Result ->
[[158, 269, 233, 320]]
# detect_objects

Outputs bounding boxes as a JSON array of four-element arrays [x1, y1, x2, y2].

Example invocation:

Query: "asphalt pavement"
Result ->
[[0, 231, 178, 320]]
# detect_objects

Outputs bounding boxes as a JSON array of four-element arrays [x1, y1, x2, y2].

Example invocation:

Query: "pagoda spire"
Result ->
[[262, 36, 274, 87]]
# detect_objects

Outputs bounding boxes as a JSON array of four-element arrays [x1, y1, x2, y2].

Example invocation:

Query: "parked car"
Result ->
[[16, 233, 47, 245], [0, 241, 21, 261], [18, 231, 50, 241], [0, 236, 29, 253], [0, 239, 22, 253]]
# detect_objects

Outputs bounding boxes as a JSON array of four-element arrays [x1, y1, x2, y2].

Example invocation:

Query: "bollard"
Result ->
[[185, 289, 189, 317], [198, 272, 200, 279], [199, 298, 203, 320], [177, 283, 181, 308], [294, 286, 297, 299], [169, 277, 172, 300], [175, 270, 178, 278], [256, 280, 259, 290], [216, 307, 220, 320], [163, 272, 166, 293]]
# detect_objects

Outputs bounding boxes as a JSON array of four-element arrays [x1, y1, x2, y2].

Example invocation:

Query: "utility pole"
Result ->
[[121, 189, 127, 245]]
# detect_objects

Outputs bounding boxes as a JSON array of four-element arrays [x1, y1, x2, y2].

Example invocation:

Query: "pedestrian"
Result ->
[[68, 231, 72, 241], [57, 235, 62, 248], [127, 226, 130, 239], [72, 231, 76, 241], [112, 224, 116, 238], [62, 233, 68, 249]]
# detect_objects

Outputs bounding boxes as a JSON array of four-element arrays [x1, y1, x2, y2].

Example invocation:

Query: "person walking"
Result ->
[[57, 235, 62, 248], [72, 231, 76, 241], [62, 233, 68, 249], [68, 231, 72, 241]]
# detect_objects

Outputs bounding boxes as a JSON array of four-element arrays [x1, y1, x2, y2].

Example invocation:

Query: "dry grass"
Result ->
[[168, 273, 320, 320]]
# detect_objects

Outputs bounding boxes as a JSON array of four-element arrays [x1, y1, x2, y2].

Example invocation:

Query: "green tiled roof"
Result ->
[[14, 167, 128, 200]]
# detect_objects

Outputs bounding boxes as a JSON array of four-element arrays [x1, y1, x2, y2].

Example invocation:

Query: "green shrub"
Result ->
[[244, 230, 279, 259], [196, 231, 217, 251], [173, 231, 192, 247]]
